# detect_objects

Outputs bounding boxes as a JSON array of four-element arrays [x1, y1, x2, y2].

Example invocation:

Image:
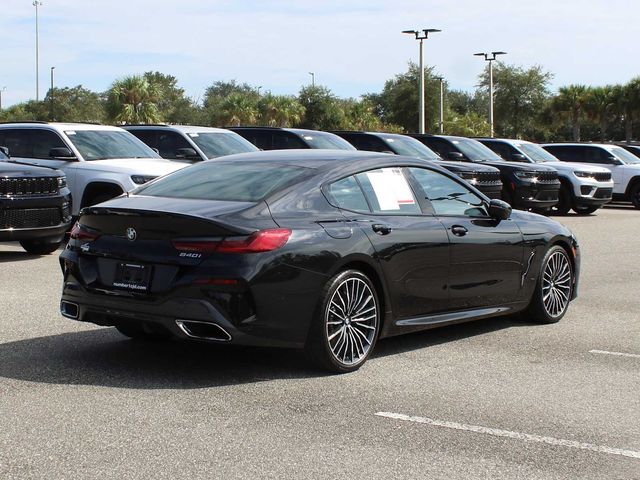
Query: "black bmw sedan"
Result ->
[[60, 150, 580, 373]]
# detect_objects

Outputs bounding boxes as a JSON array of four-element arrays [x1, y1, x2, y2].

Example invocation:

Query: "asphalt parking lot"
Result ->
[[0, 205, 638, 479]]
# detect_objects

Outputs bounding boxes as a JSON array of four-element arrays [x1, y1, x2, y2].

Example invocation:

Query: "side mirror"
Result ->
[[447, 151, 465, 161], [488, 199, 512, 220], [0, 146, 9, 158], [607, 156, 623, 166], [49, 147, 77, 160], [511, 153, 527, 162], [175, 147, 200, 160]]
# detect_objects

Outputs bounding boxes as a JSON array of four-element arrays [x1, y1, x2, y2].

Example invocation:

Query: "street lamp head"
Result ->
[[32, 1, 42, 6], [423, 29, 441, 34], [473, 52, 486, 57], [492, 51, 507, 56], [402, 30, 418, 35]]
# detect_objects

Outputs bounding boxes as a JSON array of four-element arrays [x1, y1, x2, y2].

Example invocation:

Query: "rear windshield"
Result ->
[[296, 132, 356, 150], [186, 132, 258, 158], [136, 162, 311, 202]]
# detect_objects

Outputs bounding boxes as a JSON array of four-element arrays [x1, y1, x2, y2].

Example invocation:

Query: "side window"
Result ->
[[589, 147, 615, 164], [492, 142, 518, 160], [408, 167, 488, 217], [1, 129, 31, 158], [326, 176, 370, 212], [272, 132, 307, 149], [157, 132, 193, 159], [355, 168, 421, 214], [422, 138, 451, 158], [31, 129, 67, 159], [357, 135, 392, 153], [241, 130, 271, 150], [548, 146, 582, 163]]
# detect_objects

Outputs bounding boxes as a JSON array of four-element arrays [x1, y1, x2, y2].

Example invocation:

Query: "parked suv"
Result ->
[[410, 134, 560, 211], [230, 127, 356, 151], [542, 143, 640, 209], [478, 138, 613, 214], [330, 131, 503, 199], [0, 122, 186, 216], [617, 143, 640, 160], [123, 125, 258, 162], [0, 147, 72, 254]]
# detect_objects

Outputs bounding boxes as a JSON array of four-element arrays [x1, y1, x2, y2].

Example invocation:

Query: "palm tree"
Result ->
[[552, 85, 589, 141], [584, 86, 617, 141], [614, 78, 640, 142], [219, 93, 258, 126], [106, 75, 161, 124], [258, 94, 305, 127]]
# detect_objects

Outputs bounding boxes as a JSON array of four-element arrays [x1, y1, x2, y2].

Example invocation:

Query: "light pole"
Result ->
[[402, 28, 441, 134], [435, 77, 444, 134], [33, 1, 43, 101], [0, 87, 6, 110], [474, 51, 506, 137], [50, 66, 55, 120], [309, 72, 315, 87]]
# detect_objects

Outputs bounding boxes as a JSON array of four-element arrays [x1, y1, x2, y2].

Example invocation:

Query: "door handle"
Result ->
[[372, 224, 393, 235], [451, 225, 468, 237]]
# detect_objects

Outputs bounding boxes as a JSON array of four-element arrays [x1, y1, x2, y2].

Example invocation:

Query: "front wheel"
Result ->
[[573, 205, 599, 215], [20, 239, 63, 255], [306, 270, 380, 373], [524, 246, 574, 324], [629, 183, 640, 209]]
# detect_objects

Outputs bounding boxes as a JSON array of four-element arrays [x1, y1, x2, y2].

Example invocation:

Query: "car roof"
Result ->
[[208, 149, 439, 170], [479, 138, 535, 146], [542, 143, 618, 149], [123, 124, 232, 134], [0, 122, 125, 132]]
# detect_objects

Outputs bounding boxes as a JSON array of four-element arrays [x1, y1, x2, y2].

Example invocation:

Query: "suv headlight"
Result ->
[[57, 176, 67, 189], [131, 175, 157, 185], [574, 171, 594, 179], [514, 171, 537, 180]]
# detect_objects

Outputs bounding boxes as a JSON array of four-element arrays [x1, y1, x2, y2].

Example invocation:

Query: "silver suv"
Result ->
[[479, 138, 613, 214], [0, 122, 186, 216], [123, 125, 258, 162], [543, 143, 640, 209]]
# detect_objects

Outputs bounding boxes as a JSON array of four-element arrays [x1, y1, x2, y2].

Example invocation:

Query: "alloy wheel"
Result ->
[[325, 276, 378, 366], [541, 251, 572, 318]]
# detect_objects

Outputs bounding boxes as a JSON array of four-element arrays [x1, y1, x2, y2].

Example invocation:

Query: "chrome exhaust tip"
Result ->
[[60, 301, 79, 319], [175, 320, 232, 342]]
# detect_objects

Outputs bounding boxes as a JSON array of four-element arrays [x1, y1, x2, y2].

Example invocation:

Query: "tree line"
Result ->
[[1, 64, 639, 142]]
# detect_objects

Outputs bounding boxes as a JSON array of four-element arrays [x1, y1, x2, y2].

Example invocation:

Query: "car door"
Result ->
[[325, 168, 450, 318], [407, 166, 524, 310]]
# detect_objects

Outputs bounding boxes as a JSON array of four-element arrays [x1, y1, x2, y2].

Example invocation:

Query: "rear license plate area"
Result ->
[[112, 262, 151, 292]]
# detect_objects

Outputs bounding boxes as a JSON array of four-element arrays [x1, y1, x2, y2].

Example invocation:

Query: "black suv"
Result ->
[[0, 147, 72, 254], [331, 131, 503, 199], [229, 127, 356, 151], [409, 134, 560, 211]]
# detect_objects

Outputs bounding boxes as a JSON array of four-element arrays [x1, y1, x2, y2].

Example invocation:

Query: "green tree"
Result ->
[[203, 80, 261, 126], [611, 79, 640, 142], [143, 71, 200, 124], [258, 94, 305, 127], [0, 100, 48, 122], [364, 63, 441, 132], [106, 75, 161, 124], [478, 63, 552, 138], [445, 111, 490, 137], [297, 85, 345, 130], [45, 86, 106, 123], [584, 86, 617, 141], [551, 84, 589, 141], [218, 92, 259, 126]]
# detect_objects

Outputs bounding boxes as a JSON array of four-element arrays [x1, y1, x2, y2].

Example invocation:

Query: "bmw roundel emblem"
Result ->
[[126, 227, 137, 242]]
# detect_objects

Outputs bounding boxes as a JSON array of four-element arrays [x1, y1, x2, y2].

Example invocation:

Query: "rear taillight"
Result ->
[[172, 229, 291, 254], [70, 222, 100, 242]]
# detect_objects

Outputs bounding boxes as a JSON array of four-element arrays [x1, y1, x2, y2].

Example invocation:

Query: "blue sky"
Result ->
[[1, 0, 639, 107]]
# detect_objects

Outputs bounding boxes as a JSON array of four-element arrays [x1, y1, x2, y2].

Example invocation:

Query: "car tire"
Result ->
[[629, 183, 640, 209], [305, 269, 380, 373], [552, 185, 572, 215], [19, 239, 63, 255], [573, 205, 599, 215], [524, 245, 573, 324], [115, 324, 171, 341]]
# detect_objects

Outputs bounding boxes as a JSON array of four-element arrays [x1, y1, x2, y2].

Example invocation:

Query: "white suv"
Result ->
[[0, 122, 186, 216], [542, 143, 640, 209], [479, 138, 614, 214]]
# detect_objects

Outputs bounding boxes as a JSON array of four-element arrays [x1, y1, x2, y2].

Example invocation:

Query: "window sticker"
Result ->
[[366, 168, 415, 210]]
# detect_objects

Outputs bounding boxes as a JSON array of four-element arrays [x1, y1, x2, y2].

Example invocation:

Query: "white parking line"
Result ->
[[375, 412, 640, 460], [589, 349, 640, 359]]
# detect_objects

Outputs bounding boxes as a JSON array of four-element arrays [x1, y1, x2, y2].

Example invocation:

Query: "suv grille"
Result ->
[[0, 208, 62, 229], [592, 172, 612, 182], [0, 177, 59, 197], [534, 171, 560, 184], [460, 171, 502, 186]]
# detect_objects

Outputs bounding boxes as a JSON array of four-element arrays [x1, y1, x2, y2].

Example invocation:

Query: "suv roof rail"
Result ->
[[226, 126, 285, 130], [0, 120, 49, 125], [121, 123, 170, 127]]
